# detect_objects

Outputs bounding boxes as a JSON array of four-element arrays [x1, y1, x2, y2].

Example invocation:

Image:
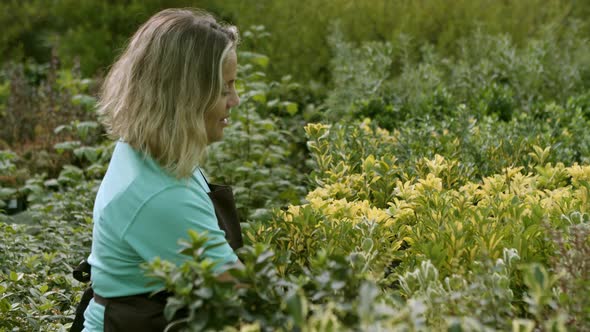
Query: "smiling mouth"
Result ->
[[221, 117, 229, 125]]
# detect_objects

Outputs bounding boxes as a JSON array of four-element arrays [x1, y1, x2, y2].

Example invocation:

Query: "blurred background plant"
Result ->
[[2, 0, 589, 84]]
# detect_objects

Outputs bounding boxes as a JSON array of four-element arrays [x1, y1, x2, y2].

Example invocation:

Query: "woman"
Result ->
[[80, 8, 242, 331]]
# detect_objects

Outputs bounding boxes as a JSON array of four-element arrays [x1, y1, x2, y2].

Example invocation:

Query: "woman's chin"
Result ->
[[207, 132, 224, 144]]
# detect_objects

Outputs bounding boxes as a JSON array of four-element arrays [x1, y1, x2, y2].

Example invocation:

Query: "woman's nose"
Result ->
[[229, 91, 240, 108]]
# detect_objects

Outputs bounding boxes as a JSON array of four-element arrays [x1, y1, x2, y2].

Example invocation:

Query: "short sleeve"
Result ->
[[123, 186, 238, 271]]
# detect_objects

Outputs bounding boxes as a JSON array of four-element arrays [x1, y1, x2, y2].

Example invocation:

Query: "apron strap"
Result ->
[[197, 168, 209, 184], [69, 287, 94, 332], [73, 260, 91, 283], [195, 169, 243, 250], [194, 168, 211, 193]]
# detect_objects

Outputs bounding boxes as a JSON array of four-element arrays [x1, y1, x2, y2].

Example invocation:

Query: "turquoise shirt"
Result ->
[[83, 141, 238, 331]]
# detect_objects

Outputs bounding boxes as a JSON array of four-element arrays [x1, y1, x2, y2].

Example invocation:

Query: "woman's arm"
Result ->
[[124, 185, 239, 272], [216, 260, 250, 289]]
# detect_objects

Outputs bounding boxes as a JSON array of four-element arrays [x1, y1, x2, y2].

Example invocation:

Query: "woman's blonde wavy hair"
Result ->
[[97, 8, 238, 179]]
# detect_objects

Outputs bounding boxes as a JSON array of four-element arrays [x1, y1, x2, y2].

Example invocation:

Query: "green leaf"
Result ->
[[74, 146, 99, 162], [0, 299, 11, 313], [286, 291, 307, 327], [54, 124, 71, 134], [0, 187, 17, 199], [361, 238, 374, 252], [240, 51, 269, 68], [512, 319, 535, 332], [71, 94, 97, 108], [9, 271, 23, 281], [54, 141, 82, 152], [282, 101, 298, 116], [43, 179, 59, 188], [75, 121, 100, 140], [38, 301, 53, 311], [39, 284, 49, 294], [57, 165, 84, 185], [76, 121, 99, 131], [195, 287, 213, 299], [248, 90, 267, 104]]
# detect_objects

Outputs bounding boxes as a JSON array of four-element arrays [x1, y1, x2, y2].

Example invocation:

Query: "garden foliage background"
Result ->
[[1, 0, 589, 331]]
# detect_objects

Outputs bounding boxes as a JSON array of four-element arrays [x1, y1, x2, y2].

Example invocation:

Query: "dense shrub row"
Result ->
[[142, 120, 590, 330], [4, 153, 587, 330], [326, 23, 590, 124], [0, 175, 97, 330], [2, 0, 589, 82]]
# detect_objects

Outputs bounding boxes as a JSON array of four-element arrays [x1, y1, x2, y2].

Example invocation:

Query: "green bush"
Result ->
[[2, 0, 589, 83], [0, 178, 96, 331], [140, 119, 590, 330], [327, 25, 590, 124], [0, 57, 100, 183]]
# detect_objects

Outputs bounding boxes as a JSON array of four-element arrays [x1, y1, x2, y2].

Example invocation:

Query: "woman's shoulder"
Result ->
[[97, 141, 207, 215], [108, 141, 194, 188]]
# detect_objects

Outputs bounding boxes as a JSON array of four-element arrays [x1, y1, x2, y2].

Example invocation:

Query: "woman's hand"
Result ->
[[215, 260, 250, 289]]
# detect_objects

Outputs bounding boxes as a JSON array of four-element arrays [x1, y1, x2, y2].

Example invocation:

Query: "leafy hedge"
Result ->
[[2, 0, 589, 83], [326, 23, 590, 124], [145, 123, 590, 330], [0, 178, 96, 330]]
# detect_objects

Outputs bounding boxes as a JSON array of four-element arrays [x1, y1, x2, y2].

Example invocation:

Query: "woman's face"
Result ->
[[205, 50, 239, 144]]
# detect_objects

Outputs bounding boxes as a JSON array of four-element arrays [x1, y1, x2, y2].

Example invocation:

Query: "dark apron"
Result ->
[[70, 177, 242, 332]]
